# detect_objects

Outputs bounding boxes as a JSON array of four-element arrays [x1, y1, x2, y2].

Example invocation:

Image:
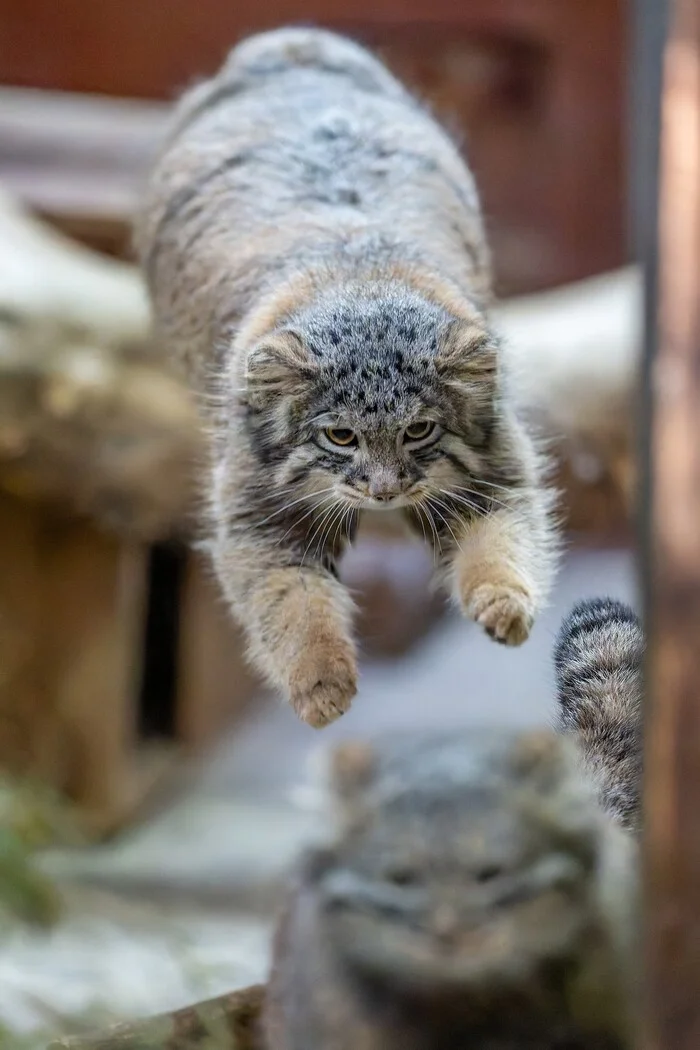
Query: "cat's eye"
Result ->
[[325, 426, 357, 447], [385, 866, 419, 887], [403, 421, 436, 443]]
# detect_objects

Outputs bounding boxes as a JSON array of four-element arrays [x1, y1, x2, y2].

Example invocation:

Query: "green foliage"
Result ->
[[0, 773, 85, 928]]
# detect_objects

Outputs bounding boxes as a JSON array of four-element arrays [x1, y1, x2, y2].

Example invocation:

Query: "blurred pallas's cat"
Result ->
[[137, 28, 558, 727]]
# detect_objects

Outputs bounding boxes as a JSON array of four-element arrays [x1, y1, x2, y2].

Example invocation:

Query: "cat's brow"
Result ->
[[307, 412, 343, 426]]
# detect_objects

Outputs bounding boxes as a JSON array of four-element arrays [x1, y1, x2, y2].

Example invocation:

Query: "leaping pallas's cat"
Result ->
[[136, 28, 558, 727], [554, 598, 644, 833]]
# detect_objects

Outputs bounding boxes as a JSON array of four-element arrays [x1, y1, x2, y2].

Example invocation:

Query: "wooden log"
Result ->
[[0, 493, 156, 831], [0, 188, 201, 541], [0, 339, 201, 541], [47, 985, 266, 1050], [175, 554, 259, 746], [497, 267, 640, 504], [0, 496, 61, 782], [496, 266, 641, 538], [40, 519, 148, 826], [643, 0, 700, 1047], [0, 185, 149, 346]]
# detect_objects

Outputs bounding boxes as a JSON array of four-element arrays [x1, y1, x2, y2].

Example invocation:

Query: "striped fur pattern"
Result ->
[[554, 598, 644, 832], [136, 28, 559, 727]]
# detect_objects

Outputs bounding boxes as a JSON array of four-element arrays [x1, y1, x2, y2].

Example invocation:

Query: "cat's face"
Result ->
[[307, 732, 601, 1000], [243, 290, 501, 533]]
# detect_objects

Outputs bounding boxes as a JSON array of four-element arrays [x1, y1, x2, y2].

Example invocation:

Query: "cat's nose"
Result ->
[[431, 904, 460, 945], [368, 478, 401, 500]]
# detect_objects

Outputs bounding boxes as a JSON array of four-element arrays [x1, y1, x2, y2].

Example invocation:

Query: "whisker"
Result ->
[[412, 502, 429, 548], [300, 500, 342, 568], [458, 478, 513, 502], [319, 501, 352, 563], [448, 485, 508, 512], [305, 500, 340, 557], [427, 497, 462, 550], [322, 503, 349, 559], [330, 503, 351, 555], [416, 509, 439, 566], [417, 499, 443, 556], [313, 500, 342, 551], [257, 486, 337, 528], [469, 477, 515, 493], [438, 488, 488, 518], [274, 495, 335, 548]]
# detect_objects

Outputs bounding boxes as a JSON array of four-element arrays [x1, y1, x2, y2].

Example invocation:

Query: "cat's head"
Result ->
[[241, 286, 502, 530], [300, 731, 616, 1010]]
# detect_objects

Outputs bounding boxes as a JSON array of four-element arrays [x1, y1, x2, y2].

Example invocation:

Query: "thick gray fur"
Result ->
[[554, 598, 644, 833], [136, 28, 558, 726], [265, 728, 638, 1049]]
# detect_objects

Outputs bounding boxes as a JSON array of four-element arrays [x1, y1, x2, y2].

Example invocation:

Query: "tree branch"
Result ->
[[47, 985, 266, 1050]]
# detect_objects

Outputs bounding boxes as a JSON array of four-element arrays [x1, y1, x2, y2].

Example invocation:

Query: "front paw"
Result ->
[[462, 582, 534, 646], [288, 634, 358, 728]]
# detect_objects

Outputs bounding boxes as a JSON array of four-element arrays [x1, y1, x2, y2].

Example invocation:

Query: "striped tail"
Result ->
[[554, 598, 644, 831]]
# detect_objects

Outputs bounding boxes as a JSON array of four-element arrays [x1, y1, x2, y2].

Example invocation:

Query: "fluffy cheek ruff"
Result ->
[[246, 390, 324, 487], [412, 438, 491, 504]]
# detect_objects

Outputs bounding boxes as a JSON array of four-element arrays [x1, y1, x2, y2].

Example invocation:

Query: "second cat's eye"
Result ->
[[384, 864, 420, 887], [325, 426, 357, 447], [403, 421, 436, 443]]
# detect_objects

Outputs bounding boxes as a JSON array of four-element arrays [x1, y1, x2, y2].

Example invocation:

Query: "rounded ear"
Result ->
[[435, 319, 498, 385], [330, 741, 378, 801], [330, 741, 379, 836], [508, 729, 564, 780], [245, 330, 316, 406]]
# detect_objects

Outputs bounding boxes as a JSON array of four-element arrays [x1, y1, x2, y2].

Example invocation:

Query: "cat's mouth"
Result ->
[[327, 886, 589, 998], [364, 495, 411, 510], [336, 487, 418, 511]]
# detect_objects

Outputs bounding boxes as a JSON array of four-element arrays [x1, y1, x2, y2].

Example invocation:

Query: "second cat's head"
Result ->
[[241, 286, 502, 524]]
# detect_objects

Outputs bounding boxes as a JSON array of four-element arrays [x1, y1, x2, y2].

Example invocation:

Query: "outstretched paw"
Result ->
[[288, 636, 358, 728], [464, 583, 534, 646]]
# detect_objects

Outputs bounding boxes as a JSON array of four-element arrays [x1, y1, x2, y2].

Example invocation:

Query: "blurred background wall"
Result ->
[[0, 0, 628, 292]]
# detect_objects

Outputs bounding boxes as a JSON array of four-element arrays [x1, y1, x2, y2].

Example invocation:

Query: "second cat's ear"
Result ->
[[435, 319, 498, 386], [245, 330, 317, 406], [330, 741, 378, 801], [330, 740, 379, 834]]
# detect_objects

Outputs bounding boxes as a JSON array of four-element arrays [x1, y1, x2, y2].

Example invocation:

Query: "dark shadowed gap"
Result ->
[[138, 543, 186, 739]]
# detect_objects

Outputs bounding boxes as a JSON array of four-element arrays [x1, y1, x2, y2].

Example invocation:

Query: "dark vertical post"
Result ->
[[643, 0, 700, 1047]]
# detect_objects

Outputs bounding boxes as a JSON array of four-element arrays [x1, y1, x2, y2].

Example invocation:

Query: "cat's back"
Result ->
[[151, 27, 479, 224], [137, 28, 488, 372]]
